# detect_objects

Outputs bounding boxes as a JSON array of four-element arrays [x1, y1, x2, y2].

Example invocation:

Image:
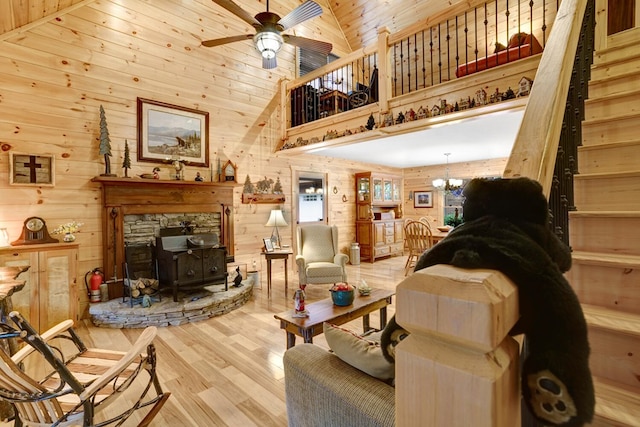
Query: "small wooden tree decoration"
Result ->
[[242, 175, 255, 194], [366, 114, 375, 130], [122, 139, 131, 178], [99, 105, 116, 177], [273, 177, 283, 194]]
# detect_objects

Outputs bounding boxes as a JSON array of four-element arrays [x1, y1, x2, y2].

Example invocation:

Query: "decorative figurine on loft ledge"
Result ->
[[99, 105, 116, 177]]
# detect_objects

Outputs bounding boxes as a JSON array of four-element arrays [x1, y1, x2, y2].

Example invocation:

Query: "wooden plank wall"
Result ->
[[0, 0, 509, 319]]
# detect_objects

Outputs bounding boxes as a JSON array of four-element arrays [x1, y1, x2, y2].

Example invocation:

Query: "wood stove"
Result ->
[[156, 233, 228, 302]]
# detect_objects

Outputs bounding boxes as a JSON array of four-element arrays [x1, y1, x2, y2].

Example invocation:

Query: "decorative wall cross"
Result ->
[[10, 153, 54, 186]]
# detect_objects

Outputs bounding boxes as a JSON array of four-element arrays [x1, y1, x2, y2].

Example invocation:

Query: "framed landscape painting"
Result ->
[[137, 98, 209, 167], [414, 190, 433, 208]]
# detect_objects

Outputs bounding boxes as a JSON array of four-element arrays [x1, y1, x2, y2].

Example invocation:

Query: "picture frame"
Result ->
[[137, 97, 209, 167], [413, 190, 433, 208], [9, 153, 55, 186], [263, 238, 275, 253]]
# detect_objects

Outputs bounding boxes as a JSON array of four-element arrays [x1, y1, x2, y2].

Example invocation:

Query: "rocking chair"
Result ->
[[348, 66, 379, 110], [0, 311, 170, 427]]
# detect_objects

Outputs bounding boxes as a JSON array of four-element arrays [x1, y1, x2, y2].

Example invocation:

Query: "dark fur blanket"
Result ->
[[382, 178, 594, 426]]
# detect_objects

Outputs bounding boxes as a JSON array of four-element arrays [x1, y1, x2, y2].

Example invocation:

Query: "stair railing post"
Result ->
[[395, 265, 521, 427]]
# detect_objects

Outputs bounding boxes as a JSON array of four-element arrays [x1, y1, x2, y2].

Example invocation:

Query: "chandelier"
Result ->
[[432, 153, 464, 193]]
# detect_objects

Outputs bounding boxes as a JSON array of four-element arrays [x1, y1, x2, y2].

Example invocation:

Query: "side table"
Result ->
[[261, 249, 293, 295]]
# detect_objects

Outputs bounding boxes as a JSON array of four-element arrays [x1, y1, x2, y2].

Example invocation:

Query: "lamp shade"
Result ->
[[265, 210, 288, 227], [0, 228, 9, 247]]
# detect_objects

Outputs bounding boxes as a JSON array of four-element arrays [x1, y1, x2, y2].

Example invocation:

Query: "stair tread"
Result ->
[[592, 377, 640, 426], [579, 139, 640, 151], [585, 87, 640, 104], [581, 304, 640, 336], [582, 110, 640, 125], [589, 68, 640, 86], [569, 211, 640, 218], [572, 251, 640, 268], [575, 170, 640, 180]]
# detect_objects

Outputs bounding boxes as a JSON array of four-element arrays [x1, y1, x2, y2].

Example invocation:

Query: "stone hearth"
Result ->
[[89, 280, 253, 328]]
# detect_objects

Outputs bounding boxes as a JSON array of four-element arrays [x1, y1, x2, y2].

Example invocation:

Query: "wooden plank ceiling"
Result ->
[[0, 0, 465, 52]]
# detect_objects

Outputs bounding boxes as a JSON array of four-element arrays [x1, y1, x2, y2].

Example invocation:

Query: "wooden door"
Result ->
[[374, 222, 386, 246], [0, 251, 38, 327], [39, 248, 77, 331]]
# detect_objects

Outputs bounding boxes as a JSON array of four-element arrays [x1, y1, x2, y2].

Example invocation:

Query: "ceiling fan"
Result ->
[[202, 0, 333, 69]]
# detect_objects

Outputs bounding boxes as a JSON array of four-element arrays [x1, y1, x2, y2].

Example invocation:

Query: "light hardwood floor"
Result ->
[[74, 256, 408, 426]]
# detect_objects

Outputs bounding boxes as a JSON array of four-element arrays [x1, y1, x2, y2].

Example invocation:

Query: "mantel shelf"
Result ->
[[91, 176, 238, 188]]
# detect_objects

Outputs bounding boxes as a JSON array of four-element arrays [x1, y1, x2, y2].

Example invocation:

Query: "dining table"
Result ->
[[431, 229, 451, 244]]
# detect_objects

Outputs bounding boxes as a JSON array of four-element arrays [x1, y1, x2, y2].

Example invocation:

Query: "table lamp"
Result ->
[[265, 209, 287, 249]]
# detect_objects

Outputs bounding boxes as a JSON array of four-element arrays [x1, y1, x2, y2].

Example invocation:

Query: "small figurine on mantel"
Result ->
[[172, 158, 185, 180], [195, 172, 204, 182], [122, 139, 132, 178], [139, 167, 161, 179]]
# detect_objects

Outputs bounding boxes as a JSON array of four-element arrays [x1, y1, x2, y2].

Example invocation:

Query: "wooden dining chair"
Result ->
[[404, 220, 433, 276], [417, 216, 434, 230], [0, 311, 170, 427]]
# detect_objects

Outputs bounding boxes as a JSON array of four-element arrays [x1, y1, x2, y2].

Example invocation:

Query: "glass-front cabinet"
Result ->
[[355, 172, 404, 262], [357, 175, 370, 202], [383, 179, 393, 202], [372, 178, 383, 202]]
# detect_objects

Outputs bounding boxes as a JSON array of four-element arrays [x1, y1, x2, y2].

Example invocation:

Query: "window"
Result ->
[[298, 48, 339, 77]]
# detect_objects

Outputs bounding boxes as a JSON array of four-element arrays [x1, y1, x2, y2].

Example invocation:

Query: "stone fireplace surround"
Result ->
[[89, 177, 249, 328], [92, 176, 236, 299]]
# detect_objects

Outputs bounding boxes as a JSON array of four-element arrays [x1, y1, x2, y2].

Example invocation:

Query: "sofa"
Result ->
[[283, 344, 395, 427], [455, 33, 543, 77]]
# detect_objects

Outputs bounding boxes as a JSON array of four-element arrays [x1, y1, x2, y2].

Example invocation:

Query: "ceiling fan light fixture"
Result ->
[[254, 31, 283, 59]]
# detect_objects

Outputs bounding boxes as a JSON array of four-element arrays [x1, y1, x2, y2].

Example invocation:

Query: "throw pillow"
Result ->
[[323, 322, 395, 380], [508, 32, 530, 48]]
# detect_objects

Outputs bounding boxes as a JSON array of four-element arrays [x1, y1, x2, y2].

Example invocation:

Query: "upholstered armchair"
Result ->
[[296, 224, 349, 285]]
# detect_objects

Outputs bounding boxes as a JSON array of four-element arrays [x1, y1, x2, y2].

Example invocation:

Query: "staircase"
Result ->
[[566, 28, 640, 426]]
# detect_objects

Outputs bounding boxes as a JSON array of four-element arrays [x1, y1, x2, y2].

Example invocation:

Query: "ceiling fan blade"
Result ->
[[263, 56, 278, 69], [277, 0, 323, 30], [211, 0, 261, 27], [283, 35, 332, 55], [202, 34, 254, 47]]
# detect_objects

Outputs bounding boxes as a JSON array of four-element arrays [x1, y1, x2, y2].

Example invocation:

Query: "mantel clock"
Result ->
[[11, 217, 59, 245]]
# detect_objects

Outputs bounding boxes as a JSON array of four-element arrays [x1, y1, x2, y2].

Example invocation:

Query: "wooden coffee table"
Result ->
[[274, 288, 395, 349]]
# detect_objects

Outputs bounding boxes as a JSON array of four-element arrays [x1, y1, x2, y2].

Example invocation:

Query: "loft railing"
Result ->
[[388, 0, 558, 95], [284, 0, 560, 131]]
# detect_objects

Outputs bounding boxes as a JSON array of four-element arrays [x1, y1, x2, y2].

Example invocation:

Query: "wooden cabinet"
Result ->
[[355, 172, 404, 262], [0, 243, 78, 332]]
